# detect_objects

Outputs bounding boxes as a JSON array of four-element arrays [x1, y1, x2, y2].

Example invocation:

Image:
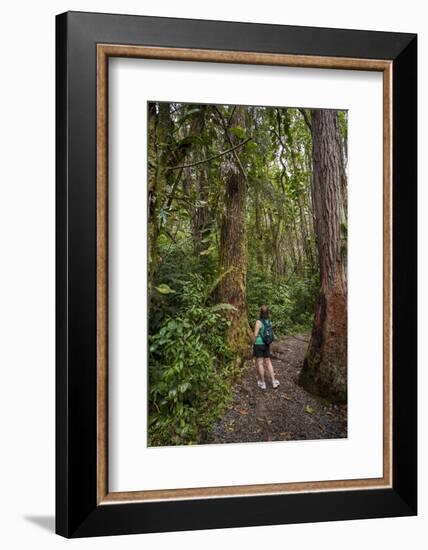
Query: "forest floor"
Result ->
[[206, 334, 347, 444]]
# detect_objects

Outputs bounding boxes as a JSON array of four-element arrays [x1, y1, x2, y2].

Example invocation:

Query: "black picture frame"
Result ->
[[56, 10, 417, 538]]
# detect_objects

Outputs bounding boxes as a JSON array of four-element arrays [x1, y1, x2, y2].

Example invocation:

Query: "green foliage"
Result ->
[[148, 274, 236, 446], [148, 102, 348, 443], [229, 126, 246, 140], [247, 269, 292, 337], [149, 236, 218, 333], [247, 265, 319, 336], [338, 110, 348, 142], [288, 267, 320, 330]]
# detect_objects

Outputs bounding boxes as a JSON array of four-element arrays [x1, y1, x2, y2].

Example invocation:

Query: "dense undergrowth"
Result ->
[[147, 103, 347, 442], [149, 268, 237, 446], [247, 264, 319, 338], [148, 243, 319, 446]]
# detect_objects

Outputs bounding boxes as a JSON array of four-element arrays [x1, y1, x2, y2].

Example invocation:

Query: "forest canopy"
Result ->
[[147, 102, 348, 446]]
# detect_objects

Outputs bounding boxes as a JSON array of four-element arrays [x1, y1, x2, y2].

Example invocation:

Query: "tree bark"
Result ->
[[254, 187, 264, 268], [299, 109, 347, 402], [218, 106, 251, 355], [147, 102, 168, 290], [189, 107, 212, 256]]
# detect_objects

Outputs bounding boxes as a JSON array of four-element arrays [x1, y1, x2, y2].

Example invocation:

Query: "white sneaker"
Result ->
[[272, 379, 280, 389], [257, 380, 267, 390]]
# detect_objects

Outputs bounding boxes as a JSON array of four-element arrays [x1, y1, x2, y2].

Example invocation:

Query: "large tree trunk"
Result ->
[[299, 109, 347, 402], [218, 106, 251, 355]]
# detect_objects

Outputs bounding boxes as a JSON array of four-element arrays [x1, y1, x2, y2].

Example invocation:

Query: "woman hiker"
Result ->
[[252, 305, 280, 390]]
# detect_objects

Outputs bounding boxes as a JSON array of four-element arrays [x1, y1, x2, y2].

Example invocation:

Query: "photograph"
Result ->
[[51, 8, 417, 540], [147, 101, 348, 447]]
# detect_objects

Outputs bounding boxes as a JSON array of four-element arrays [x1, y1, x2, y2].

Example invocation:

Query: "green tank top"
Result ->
[[255, 319, 269, 345]]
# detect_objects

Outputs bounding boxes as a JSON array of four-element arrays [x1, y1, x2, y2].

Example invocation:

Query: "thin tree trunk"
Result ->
[[254, 188, 264, 268], [304, 151, 317, 272], [183, 106, 211, 256], [147, 102, 172, 289], [291, 211, 303, 273], [299, 109, 347, 402]]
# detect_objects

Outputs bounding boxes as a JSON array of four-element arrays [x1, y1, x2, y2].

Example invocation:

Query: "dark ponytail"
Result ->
[[259, 305, 269, 319]]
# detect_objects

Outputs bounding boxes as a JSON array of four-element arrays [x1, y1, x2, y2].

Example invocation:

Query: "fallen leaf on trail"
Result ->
[[239, 409, 249, 415], [282, 394, 293, 401], [305, 405, 314, 414]]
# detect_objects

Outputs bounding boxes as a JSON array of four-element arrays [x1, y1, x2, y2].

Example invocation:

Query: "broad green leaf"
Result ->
[[154, 283, 176, 295]]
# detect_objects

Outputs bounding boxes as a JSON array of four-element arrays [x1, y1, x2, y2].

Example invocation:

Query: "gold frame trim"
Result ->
[[96, 44, 393, 505]]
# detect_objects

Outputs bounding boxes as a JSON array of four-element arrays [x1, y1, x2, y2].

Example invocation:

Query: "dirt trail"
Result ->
[[206, 334, 347, 444]]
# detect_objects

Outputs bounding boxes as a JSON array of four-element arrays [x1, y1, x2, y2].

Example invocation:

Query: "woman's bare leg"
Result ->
[[256, 358, 265, 383], [264, 358, 276, 382]]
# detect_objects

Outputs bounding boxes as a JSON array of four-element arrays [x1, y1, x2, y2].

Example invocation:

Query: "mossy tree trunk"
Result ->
[[147, 102, 174, 290], [254, 187, 265, 269], [188, 106, 212, 257], [299, 109, 347, 402], [148, 103, 207, 289], [217, 106, 251, 355]]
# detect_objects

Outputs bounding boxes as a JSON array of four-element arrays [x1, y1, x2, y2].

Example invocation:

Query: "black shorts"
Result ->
[[253, 343, 271, 358]]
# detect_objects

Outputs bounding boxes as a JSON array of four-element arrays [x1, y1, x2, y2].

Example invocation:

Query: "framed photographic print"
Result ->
[[56, 11, 417, 538]]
